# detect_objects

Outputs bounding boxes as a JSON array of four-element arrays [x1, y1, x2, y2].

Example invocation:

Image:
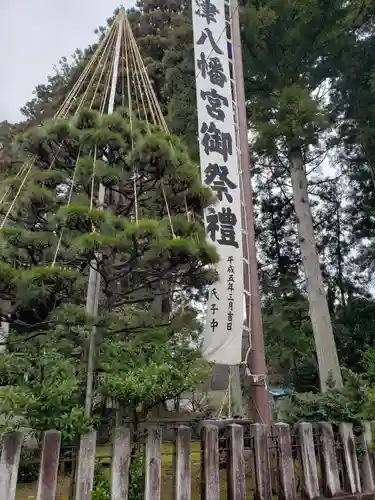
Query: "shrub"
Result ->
[[91, 449, 144, 500], [18, 449, 40, 483], [275, 369, 370, 433], [92, 460, 110, 500], [129, 454, 144, 500]]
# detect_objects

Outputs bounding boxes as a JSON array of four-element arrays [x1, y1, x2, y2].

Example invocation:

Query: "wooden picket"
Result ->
[[111, 426, 131, 500], [0, 432, 22, 500], [1, 420, 375, 499], [36, 430, 61, 500], [227, 424, 245, 500], [173, 425, 192, 500], [319, 422, 341, 497]]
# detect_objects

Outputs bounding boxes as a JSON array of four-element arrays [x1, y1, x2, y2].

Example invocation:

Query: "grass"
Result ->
[[16, 443, 256, 500]]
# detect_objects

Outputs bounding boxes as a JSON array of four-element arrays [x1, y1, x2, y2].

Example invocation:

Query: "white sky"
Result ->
[[0, 1, 131, 123]]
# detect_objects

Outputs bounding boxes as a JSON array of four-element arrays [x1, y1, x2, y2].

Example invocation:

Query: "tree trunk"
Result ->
[[289, 148, 343, 391], [335, 195, 347, 308], [0, 299, 9, 353]]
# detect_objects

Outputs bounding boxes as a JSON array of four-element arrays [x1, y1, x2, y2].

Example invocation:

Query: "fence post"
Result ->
[[359, 421, 375, 492], [173, 426, 191, 500], [0, 432, 22, 500], [339, 422, 361, 493], [297, 423, 319, 499], [74, 431, 97, 500], [201, 424, 220, 500], [250, 423, 272, 500], [144, 426, 162, 500], [37, 430, 61, 500], [111, 426, 132, 500], [227, 424, 245, 500], [318, 422, 341, 497], [272, 423, 296, 500]]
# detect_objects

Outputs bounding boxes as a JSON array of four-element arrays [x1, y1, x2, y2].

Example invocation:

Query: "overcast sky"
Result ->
[[0, 1, 132, 123]]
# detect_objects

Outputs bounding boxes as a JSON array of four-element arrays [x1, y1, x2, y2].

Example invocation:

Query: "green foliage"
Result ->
[[334, 298, 375, 372], [0, 342, 91, 443], [243, 0, 375, 389], [6, 0, 375, 411], [0, 108, 215, 439], [92, 461, 110, 500], [99, 336, 210, 415], [90, 453, 144, 500], [18, 450, 40, 483], [128, 454, 144, 500], [263, 293, 318, 390], [275, 370, 369, 429]]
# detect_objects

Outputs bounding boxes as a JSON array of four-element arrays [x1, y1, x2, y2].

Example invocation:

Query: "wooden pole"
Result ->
[[84, 8, 125, 418], [230, 0, 271, 424]]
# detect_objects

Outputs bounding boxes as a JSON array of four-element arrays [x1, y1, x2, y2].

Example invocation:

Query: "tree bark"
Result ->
[[289, 148, 342, 391], [0, 299, 9, 353]]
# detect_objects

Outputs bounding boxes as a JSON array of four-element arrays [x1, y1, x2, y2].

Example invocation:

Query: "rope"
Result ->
[[123, 21, 139, 224], [55, 20, 118, 120], [0, 159, 34, 229], [89, 28, 119, 111], [1, 8, 184, 252], [0, 1, 235, 228], [51, 148, 82, 266], [78, 25, 118, 114], [89, 146, 98, 211], [0, 161, 29, 208], [53, 24, 118, 264], [0, 18, 119, 228], [126, 17, 166, 129], [124, 18, 176, 236]]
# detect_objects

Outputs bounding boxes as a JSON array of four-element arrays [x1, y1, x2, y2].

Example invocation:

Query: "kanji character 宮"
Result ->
[[200, 88, 228, 122]]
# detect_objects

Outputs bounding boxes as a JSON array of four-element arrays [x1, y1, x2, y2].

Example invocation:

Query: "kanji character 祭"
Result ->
[[204, 163, 237, 202]]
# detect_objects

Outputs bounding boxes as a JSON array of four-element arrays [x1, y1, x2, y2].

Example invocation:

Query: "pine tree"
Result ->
[[240, 0, 361, 390], [0, 108, 215, 436], [20, 2, 198, 152], [331, 31, 375, 279], [9, 0, 375, 397]]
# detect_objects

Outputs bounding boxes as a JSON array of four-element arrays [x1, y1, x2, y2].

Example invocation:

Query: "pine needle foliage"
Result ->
[[0, 109, 216, 438]]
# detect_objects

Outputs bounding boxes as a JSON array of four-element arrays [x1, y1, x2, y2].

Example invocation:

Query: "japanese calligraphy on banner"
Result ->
[[192, 0, 244, 365]]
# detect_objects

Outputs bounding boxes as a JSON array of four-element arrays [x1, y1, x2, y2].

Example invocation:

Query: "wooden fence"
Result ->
[[0, 421, 374, 500]]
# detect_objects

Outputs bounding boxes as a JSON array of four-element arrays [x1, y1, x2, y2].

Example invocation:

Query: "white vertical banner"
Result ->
[[192, 0, 243, 365]]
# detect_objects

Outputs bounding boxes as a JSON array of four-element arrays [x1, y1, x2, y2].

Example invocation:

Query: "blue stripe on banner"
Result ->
[[228, 42, 232, 59]]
